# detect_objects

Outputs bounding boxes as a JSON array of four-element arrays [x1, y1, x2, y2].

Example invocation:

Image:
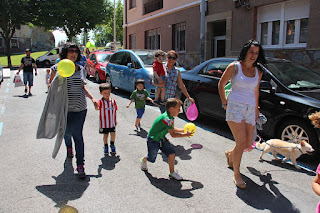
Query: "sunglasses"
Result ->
[[156, 57, 165, 61], [68, 49, 79, 53], [167, 56, 177, 60]]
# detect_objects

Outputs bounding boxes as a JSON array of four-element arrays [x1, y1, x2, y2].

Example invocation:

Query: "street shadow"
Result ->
[[13, 94, 29, 98], [97, 154, 121, 177], [259, 158, 316, 176], [160, 144, 196, 164], [36, 158, 90, 207], [143, 171, 203, 198], [128, 127, 148, 139], [235, 167, 300, 212]]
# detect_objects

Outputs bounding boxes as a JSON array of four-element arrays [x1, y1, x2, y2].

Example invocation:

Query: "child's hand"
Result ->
[[185, 129, 194, 138], [126, 105, 130, 108]]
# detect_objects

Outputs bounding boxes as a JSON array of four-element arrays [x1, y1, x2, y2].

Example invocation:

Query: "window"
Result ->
[[143, 0, 163, 15], [10, 38, 19, 48], [199, 61, 229, 78], [173, 22, 186, 52], [145, 28, 160, 50], [129, 34, 136, 49], [129, 0, 136, 9], [257, 0, 309, 49], [109, 52, 124, 65]]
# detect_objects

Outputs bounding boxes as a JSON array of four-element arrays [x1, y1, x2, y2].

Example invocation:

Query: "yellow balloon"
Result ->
[[57, 59, 75, 77], [184, 123, 196, 136]]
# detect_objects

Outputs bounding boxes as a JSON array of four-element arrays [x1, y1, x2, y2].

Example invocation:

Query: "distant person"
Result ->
[[140, 98, 193, 180], [152, 50, 166, 105], [126, 79, 156, 131], [17, 49, 37, 95], [76, 54, 88, 76], [85, 48, 90, 59], [45, 68, 51, 92], [95, 83, 118, 155], [218, 40, 266, 189]]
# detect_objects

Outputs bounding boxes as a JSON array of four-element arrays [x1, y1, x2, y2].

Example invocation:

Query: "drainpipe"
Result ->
[[200, 0, 205, 63]]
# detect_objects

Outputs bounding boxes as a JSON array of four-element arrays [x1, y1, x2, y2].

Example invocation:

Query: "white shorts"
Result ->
[[226, 99, 256, 126]]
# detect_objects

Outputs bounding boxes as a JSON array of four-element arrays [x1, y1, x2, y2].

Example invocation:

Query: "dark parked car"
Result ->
[[179, 57, 320, 159], [87, 51, 113, 83]]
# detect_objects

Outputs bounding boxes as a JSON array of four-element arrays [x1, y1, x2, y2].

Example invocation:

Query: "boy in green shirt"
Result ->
[[127, 79, 156, 131], [140, 98, 193, 180]]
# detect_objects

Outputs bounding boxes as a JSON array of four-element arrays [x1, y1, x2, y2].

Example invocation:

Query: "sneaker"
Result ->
[[140, 157, 148, 171], [67, 147, 73, 158], [77, 165, 86, 179], [104, 146, 109, 155], [169, 172, 183, 180], [160, 100, 166, 105], [110, 145, 116, 154], [28, 92, 32, 96], [138, 124, 141, 130]]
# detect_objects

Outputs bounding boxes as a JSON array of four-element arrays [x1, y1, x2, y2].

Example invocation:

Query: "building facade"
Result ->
[[123, 0, 320, 73], [0, 25, 55, 54]]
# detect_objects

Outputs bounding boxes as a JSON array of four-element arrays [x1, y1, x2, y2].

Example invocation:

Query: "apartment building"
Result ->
[[123, 0, 320, 72]]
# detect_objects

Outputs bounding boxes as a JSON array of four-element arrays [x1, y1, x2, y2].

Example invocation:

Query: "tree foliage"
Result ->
[[0, 0, 36, 67], [94, 0, 123, 47], [34, 0, 112, 41]]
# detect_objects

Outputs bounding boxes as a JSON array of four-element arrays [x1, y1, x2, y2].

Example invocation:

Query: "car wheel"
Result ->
[[95, 72, 101, 83], [105, 74, 112, 87], [43, 60, 50, 67], [277, 118, 319, 160], [182, 95, 200, 121]]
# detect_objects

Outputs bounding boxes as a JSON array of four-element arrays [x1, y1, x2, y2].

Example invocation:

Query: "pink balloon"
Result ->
[[186, 103, 198, 121]]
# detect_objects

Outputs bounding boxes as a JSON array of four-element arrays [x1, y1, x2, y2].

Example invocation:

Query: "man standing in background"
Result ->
[[17, 49, 37, 96]]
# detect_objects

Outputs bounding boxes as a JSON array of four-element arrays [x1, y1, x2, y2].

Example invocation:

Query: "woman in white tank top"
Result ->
[[218, 40, 267, 189]]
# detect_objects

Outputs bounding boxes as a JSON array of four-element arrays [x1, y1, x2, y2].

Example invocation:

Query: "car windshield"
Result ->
[[135, 51, 156, 66], [97, 54, 111, 63], [268, 60, 320, 90]]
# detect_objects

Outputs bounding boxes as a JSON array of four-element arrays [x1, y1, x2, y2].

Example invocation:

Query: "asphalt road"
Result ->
[[0, 68, 319, 213]]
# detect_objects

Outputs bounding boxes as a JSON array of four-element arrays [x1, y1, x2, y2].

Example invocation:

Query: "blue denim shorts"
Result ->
[[226, 99, 256, 126], [146, 136, 175, 163], [136, 108, 145, 118], [23, 72, 33, 86]]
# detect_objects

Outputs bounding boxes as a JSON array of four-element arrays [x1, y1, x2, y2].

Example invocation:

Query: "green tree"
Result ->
[[0, 0, 36, 67], [93, 0, 123, 47], [34, 0, 111, 41]]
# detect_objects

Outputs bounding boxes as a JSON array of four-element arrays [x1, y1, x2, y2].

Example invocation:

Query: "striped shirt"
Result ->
[[51, 64, 87, 112], [99, 98, 117, 128], [165, 66, 179, 100]]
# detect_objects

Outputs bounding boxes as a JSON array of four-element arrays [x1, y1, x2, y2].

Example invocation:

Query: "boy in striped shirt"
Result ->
[[96, 83, 118, 154]]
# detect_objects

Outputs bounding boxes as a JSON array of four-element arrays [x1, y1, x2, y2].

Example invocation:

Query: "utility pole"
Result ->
[[113, 0, 117, 51], [200, 0, 205, 63]]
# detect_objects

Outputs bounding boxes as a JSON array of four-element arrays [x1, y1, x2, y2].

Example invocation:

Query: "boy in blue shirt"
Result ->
[[140, 98, 193, 180]]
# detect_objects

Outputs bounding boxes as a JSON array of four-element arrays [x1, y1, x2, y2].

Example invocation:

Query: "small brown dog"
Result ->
[[256, 139, 314, 169], [309, 111, 320, 129]]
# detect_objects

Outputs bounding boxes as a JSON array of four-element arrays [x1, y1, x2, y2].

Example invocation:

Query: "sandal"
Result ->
[[233, 178, 246, 189], [225, 150, 233, 168]]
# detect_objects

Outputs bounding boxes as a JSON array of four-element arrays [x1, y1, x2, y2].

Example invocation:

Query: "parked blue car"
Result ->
[[105, 49, 186, 97]]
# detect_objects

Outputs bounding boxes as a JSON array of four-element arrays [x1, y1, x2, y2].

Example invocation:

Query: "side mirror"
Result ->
[[260, 80, 275, 93], [127, 63, 132, 69]]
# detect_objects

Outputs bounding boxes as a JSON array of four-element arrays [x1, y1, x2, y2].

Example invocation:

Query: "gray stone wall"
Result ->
[[177, 52, 200, 70], [265, 49, 320, 74]]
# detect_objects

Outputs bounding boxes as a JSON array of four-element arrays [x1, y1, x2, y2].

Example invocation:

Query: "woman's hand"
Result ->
[[188, 96, 195, 103], [255, 106, 260, 121]]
